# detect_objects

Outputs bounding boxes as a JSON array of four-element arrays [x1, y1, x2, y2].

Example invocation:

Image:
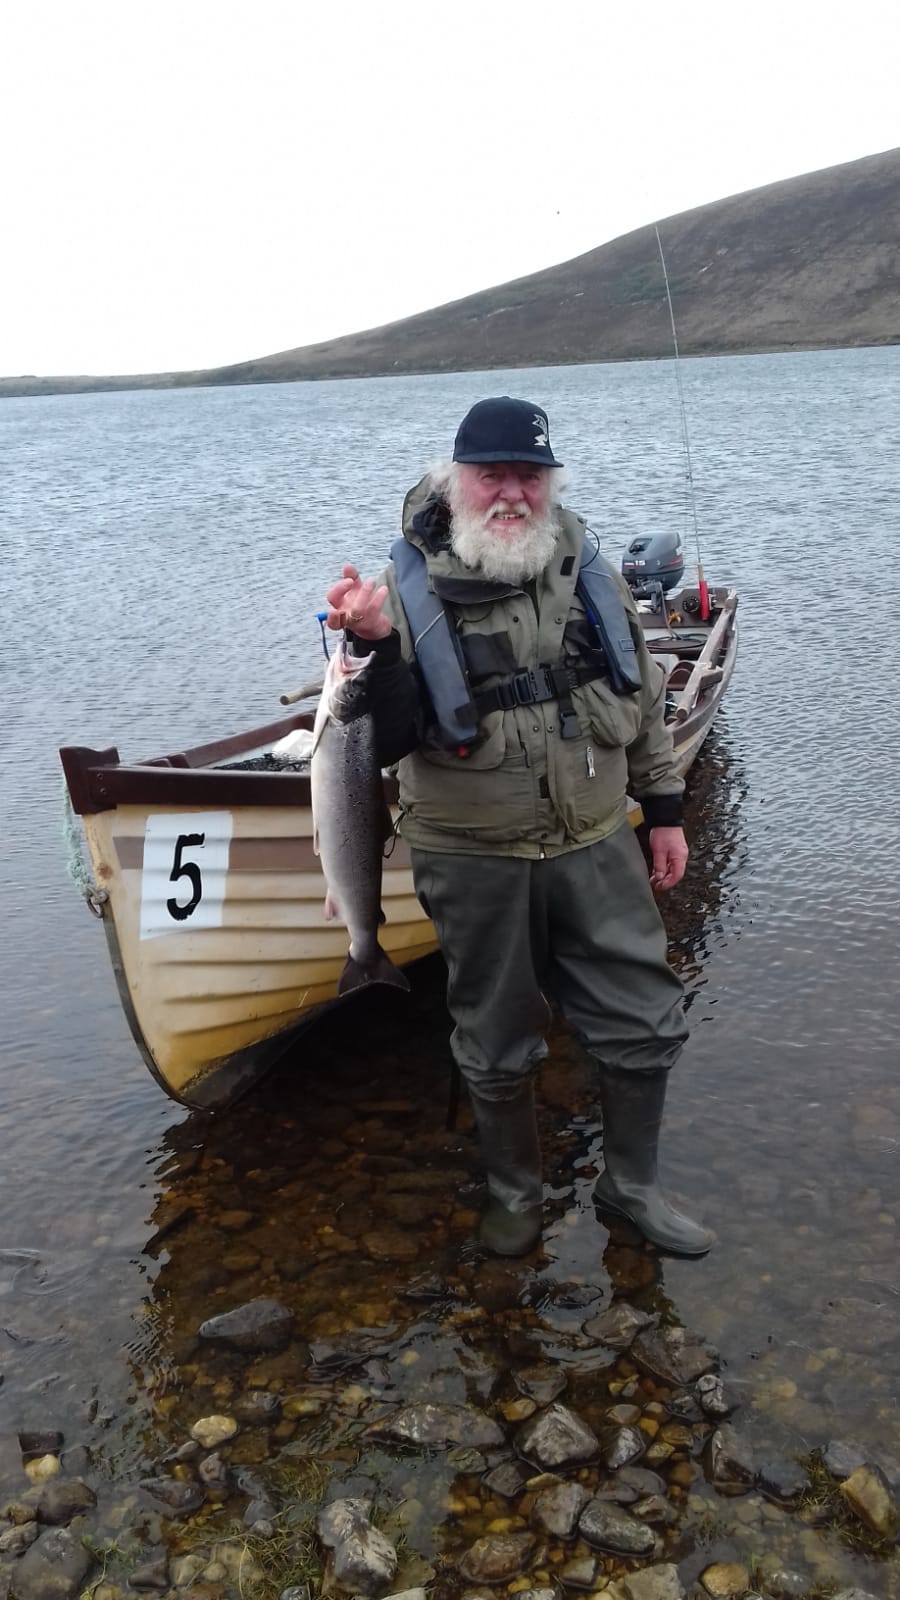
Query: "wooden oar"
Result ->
[[279, 679, 324, 706]]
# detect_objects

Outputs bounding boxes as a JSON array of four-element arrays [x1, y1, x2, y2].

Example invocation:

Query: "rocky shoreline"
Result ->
[[3, 1286, 898, 1600]]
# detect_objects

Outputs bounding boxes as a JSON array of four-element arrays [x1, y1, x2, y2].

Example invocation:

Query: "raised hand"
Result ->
[[324, 564, 392, 641]]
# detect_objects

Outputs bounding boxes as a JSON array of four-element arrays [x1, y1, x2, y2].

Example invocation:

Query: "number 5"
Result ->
[[167, 832, 206, 921]]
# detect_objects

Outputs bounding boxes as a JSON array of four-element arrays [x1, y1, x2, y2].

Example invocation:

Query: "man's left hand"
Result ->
[[648, 826, 689, 891]]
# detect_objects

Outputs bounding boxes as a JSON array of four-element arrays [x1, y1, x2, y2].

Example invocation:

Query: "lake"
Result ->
[[2, 348, 899, 1595]]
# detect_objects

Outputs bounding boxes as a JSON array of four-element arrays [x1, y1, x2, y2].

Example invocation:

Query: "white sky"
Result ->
[[2, 0, 898, 377]]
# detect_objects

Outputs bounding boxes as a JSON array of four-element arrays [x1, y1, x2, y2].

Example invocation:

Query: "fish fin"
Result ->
[[324, 892, 339, 922], [337, 945, 411, 997], [378, 906, 386, 926], [313, 823, 320, 856]]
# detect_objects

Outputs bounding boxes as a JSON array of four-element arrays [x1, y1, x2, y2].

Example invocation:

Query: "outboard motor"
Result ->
[[622, 531, 684, 596]]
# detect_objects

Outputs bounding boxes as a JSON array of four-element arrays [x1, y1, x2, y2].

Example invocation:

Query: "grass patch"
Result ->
[[799, 1456, 897, 1560]]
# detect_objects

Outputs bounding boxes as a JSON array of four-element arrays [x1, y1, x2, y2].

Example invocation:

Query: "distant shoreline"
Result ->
[[2, 334, 898, 402]]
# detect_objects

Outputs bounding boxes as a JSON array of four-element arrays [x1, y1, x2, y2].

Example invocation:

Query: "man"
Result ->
[[324, 396, 712, 1259]]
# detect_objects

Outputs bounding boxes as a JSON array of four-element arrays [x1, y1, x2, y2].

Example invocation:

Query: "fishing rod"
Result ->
[[654, 224, 710, 621]]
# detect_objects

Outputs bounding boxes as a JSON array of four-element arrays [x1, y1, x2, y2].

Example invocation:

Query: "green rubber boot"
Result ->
[[469, 1082, 544, 1256], [593, 1067, 713, 1257]]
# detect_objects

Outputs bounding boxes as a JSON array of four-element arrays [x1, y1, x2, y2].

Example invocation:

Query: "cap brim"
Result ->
[[453, 450, 564, 467]]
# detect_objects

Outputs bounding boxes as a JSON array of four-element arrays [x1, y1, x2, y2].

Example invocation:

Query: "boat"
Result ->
[[60, 581, 738, 1112]]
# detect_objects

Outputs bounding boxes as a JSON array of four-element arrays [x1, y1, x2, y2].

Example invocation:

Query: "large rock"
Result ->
[[198, 1299, 294, 1353], [317, 1498, 397, 1596], [36, 1480, 97, 1526], [533, 1481, 590, 1538], [577, 1498, 656, 1556], [631, 1326, 718, 1386], [458, 1533, 535, 1584], [515, 1404, 600, 1471], [9, 1527, 93, 1600], [839, 1464, 899, 1539], [365, 1403, 503, 1450], [583, 1303, 653, 1350]]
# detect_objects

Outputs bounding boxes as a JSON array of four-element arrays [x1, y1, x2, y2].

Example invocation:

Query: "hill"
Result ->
[[3, 146, 899, 398]]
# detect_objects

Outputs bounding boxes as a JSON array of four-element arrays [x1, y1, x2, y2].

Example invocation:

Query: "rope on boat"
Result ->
[[61, 782, 108, 916]]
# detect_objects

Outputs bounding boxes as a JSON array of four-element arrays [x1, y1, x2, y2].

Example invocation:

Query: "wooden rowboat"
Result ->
[[60, 584, 737, 1111]]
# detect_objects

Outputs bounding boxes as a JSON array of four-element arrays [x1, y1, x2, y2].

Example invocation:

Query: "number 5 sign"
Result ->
[[140, 813, 233, 940]]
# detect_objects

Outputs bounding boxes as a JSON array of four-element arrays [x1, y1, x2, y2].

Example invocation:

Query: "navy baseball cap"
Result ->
[[452, 396, 563, 467]]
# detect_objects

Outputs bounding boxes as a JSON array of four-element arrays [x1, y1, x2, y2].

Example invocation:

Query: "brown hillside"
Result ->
[[3, 147, 899, 398]]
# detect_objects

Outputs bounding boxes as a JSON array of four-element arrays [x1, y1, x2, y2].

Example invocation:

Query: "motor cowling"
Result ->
[[622, 531, 684, 594]]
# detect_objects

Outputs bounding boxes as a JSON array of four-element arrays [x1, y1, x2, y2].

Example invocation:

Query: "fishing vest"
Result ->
[[390, 535, 642, 753]]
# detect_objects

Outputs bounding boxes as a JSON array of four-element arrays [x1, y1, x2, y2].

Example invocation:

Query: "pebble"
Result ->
[[23, 1456, 61, 1484], [365, 1402, 504, 1449], [631, 1326, 718, 1386], [533, 1481, 590, 1538], [190, 1415, 239, 1449], [35, 1478, 97, 1525], [513, 1365, 567, 1405]]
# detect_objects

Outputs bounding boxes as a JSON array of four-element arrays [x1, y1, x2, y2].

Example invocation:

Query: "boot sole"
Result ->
[[593, 1191, 714, 1258]]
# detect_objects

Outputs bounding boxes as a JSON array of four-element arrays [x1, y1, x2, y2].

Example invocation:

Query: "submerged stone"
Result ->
[[578, 1496, 655, 1555], [708, 1425, 756, 1494], [757, 1458, 808, 1505], [820, 1439, 869, 1480], [696, 1374, 737, 1419], [700, 1565, 750, 1598], [516, 1404, 600, 1471], [513, 1364, 567, 1405], [190, 1415, 238, 1449], [458, 1532, 535, 1584], [631, 1326, 718, 1386], [138, 1478, 205, 1516], [36, 1478, 97, 1525], [839, 1463, 899, 1538], [316, 1498, 398, 1596], [533, 1480, 589, 1537], [583, 1302, 653, 1350], [366, 1402, 503, 1450], [623, 1567, 685, 1600], [602, 1426, 645, 1471], [198, 1298, 294, 1353], [9, 1527, 93, 1600]]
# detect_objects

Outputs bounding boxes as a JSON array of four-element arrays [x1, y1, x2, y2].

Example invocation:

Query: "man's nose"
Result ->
[[497, 471, 524, 500]]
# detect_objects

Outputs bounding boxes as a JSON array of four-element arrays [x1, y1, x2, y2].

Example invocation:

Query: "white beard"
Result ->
[[448, 494, 560, 586]]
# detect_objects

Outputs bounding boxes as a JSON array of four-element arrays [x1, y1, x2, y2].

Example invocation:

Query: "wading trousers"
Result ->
[[411, 822, 711, 1256], [411, 821, 688, 1097]]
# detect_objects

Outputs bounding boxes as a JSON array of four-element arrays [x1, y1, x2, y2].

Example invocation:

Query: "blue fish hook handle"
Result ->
[[317, 611, 331, 661]]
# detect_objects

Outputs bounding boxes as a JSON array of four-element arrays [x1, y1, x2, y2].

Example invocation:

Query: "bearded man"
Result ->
[[324, 396, 712, 1259]]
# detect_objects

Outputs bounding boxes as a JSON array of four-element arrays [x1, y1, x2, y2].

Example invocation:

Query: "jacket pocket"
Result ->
[[547, 734, 626, 836], [577, 679, 643, 748]]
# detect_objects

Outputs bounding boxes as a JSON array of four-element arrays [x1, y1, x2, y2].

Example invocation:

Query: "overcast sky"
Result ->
[[2, 0, 898, 377]]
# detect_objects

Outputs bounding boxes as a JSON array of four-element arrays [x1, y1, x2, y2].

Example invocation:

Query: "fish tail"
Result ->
[[337, 945, 411, 997]]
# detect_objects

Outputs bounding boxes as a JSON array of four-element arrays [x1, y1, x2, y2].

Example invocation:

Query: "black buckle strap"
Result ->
[[473, 663, 599, 735]]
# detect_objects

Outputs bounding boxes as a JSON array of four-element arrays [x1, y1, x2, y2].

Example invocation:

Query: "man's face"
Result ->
[[454, 462, 552, 535], [447, 460, 559, 585]]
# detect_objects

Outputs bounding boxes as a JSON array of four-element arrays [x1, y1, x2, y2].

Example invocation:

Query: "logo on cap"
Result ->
[[532, 413, 549, 449]]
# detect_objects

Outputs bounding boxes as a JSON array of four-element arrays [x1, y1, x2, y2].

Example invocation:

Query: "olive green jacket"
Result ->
[[377, 479, 683, 858]]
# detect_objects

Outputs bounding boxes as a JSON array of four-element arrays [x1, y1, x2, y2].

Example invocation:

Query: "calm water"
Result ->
[[2, 350, 900, 1589]]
